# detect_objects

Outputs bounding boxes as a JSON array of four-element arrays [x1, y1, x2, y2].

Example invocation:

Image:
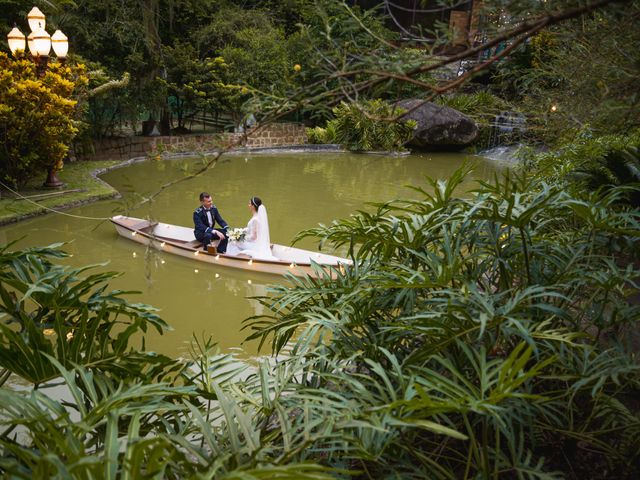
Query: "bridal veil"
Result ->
[[242, 204, 278, 260]]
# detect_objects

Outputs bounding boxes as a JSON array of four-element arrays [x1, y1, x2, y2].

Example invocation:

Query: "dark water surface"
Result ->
[[0, 152, 499, 356]]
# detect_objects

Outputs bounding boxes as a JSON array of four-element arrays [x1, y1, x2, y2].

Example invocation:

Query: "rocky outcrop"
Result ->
[[396, 99, 478, 150]]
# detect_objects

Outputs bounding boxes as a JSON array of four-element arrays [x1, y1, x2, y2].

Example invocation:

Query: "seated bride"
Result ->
[[226, 196, 279, 261]]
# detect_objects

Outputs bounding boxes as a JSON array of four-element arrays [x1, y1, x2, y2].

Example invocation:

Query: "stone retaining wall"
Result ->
[[73, 123, 308, 162]]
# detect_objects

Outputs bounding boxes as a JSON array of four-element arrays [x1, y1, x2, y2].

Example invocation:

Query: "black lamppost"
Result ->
[[7, 7, 69, 187]]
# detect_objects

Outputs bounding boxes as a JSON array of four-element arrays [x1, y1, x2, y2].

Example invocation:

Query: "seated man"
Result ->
[[193, 192, 228, 253]]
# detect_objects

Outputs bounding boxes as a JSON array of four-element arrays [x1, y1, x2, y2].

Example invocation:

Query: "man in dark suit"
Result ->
[[193, 192, 228, 253]]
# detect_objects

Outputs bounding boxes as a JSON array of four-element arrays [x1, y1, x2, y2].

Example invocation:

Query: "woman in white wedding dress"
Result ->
[[227, 197, 279, 261]]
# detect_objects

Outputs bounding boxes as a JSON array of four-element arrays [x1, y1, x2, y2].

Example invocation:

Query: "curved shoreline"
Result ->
[[0, 145, 415, 227]]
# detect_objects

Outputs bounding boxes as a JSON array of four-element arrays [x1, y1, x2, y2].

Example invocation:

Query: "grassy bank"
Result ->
[[0, 160, 122, 226]]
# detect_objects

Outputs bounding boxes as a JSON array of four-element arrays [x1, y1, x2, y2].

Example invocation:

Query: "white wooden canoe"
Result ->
[[110, 215, 351, 277]]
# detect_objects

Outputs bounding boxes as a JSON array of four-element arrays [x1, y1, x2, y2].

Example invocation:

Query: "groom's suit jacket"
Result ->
[[193, 205, 228, 240]]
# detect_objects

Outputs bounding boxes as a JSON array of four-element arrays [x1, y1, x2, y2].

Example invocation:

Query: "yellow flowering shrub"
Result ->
[[0, 52, 88, 188]]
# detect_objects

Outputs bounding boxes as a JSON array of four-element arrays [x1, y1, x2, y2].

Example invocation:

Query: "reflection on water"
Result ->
[[0, 152, 501, 356]]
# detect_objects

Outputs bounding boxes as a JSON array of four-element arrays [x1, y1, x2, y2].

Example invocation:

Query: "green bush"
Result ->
[[327, 99, 416, 152], [306, 126, 325, 144], [247, 167, 640, 479], [575, 147, 640, 207], [306, 125, 335, 144], [0, 243, 175, 385], [524, 130, 640, 180]]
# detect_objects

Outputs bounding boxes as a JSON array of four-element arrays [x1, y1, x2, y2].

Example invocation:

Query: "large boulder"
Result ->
[[396, 99, 478, 150]]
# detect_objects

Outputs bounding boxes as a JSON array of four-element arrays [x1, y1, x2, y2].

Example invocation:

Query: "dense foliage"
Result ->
[[0, 242, 332, 477], [161, 47, 239, 131], [3, 1, 634, 146], [0, 52, 87, 188], [522, 130, 640, 208], [1, 164, 639, 477], [0, 242, 178, 384], [0, 0, 394, 135], [307, 99, 416, 152], [493, 4, 640, 144], [247, 166, 640, 478]]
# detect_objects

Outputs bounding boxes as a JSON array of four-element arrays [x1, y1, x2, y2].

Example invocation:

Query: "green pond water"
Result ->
[[0, 151, 501, 357]]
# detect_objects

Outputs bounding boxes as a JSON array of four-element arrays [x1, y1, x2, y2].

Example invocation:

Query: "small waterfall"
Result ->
[[486, 111, 526, 149], [479, 145, 523, 165]]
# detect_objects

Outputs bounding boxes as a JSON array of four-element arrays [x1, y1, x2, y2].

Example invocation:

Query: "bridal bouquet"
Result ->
[[228, 227, 247, 242]]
